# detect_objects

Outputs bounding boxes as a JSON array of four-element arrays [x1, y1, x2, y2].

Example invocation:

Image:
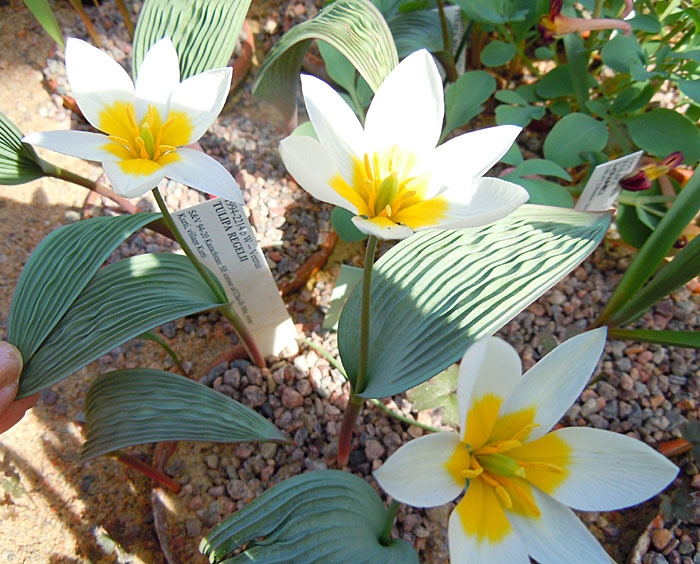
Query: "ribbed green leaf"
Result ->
[[608, 234, 700, 327], [387, 9, 444, 59], [253, 0, 398, 125], [21, 0, 65, 47], [82, 369, 286, 459], [338, 205, 611, 398], [133, 0, 251, 80], [8, 213, 160, 362], [0, 111, 46, 186], [200, 470, 417, 564], [599, 167, 700, 325], [17, 253, 224, 398], [608, 329, 700, 349]]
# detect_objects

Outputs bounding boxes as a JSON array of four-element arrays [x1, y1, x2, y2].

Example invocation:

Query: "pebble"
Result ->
[[282, 387, 304, 409]]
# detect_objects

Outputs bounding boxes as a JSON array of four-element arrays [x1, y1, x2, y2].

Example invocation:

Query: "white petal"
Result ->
[[351, 216, 413, 240], [167, 67, 232, 144], [135, 36, 181, 122], [23, 130, 111, 162], [65, 37, 135, 131], [279, 135, 357, 212], [418, 177, 529, 231], [457, 337, 522, 445], [301, 74, 365, 185], [428, 125, 522, 182], [102, 160, 167, 198], [163, 148, 243, 203], [374, 432, 464, 507], [498, 328, 607, 441], [506, 487, 615, 564], [544, 427, 678, 511], [448, 481, 530, 564], [365, 49, 443, 156]]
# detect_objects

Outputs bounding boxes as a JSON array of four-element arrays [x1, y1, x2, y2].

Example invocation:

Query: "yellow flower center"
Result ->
[[329, 146, 448, 229], [445, 407, 572, 541], [99, 101, 193, 176]]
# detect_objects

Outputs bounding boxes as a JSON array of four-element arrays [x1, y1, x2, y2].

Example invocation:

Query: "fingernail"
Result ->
[[0, 342, 23, 388]]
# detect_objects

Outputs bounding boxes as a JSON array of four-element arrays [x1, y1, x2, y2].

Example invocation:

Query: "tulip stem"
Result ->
[[435, 0, 459, 82], [355, 235, 378, 394], [337, 235, 378, 466], [43, 164, 139, 213], [368, 399, 441, 434], [151, 188, 266, 368], [380, 499, 401, 546]]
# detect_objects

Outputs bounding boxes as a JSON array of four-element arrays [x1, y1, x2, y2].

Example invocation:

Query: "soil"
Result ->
[[0, 2, 699, 564]]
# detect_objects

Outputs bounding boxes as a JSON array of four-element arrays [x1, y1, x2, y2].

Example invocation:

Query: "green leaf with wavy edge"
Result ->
[[82, 369, 286, 460], [608, 329, 700, 349], [133, 0, 251, 80], [17, 253, 225, 398], [22, 0, 65, 47], [338, 205, 611, 398], [598, 167, 700, 325], [200, 470, 418, 564], [8, 213, 160, 362], [253, 0, 398, 126], [0, 111, 46, 186], [607, 225, 700, 327]]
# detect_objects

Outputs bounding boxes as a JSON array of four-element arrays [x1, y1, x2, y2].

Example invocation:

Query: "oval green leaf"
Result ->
[[543, 113, 609, 168], [332, 206, 366, 242], [17, 253, 225, 398], [200, 470, 418, 564], [443, 70, 496, 139], [624, 108, 700, 164], [338, 205, 611, 398], [480, 40, 516, 67], [82, 369, 287, 460]]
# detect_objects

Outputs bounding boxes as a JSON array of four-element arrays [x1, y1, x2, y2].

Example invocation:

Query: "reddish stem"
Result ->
[[110, 450, 181, 493], [337, 397, 362, 467]]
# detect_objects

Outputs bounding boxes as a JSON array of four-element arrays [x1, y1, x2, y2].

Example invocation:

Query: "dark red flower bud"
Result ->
[[619, 170, 651, 192]]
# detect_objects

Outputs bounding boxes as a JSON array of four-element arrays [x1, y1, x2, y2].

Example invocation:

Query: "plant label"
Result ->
[[575, 151, 643, 211], [173, 198, 298, 356]]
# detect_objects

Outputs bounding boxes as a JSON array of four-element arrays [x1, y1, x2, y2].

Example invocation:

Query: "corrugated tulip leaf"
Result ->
[[8, 213, 160, 362], [0, 111, 46, 186], [133, 0, 252, 80], [82, 369, 287, 459], [338, 205, 611, 398], [21, 0, 65, 47], [17, 253, 224, 398], [200, 470, 418, 564], [253, 0, 398, 125]]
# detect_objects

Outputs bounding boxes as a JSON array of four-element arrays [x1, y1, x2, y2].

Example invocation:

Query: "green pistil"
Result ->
[[477, 453, 525, 478]]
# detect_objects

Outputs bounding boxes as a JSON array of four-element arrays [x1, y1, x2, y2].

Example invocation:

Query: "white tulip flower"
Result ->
[[24, 37, 242, 201], [374, 328, 678, 563], [279, 49, 529, 239]]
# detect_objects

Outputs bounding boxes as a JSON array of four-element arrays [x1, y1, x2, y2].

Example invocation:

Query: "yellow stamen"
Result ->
[[492, 476, 541, 517], [510, 423, 540, 443], [461, 467, 483, 478], [480, 473, 513, 508], [107, 135, 138, 158], [517, 460, 565, 474]]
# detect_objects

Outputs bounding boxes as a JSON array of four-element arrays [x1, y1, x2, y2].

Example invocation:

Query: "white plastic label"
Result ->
[[575, 151, 643, 211], [173, 198, 298, 356]]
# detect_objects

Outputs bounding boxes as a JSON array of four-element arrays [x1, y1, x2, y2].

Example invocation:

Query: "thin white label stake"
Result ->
[[575, 151, 643, 211], [173, 198, 298, 357]]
